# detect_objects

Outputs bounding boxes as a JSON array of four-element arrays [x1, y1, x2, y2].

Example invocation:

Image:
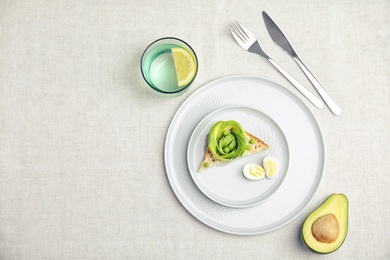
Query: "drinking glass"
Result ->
[[141, 37, 198, 97]]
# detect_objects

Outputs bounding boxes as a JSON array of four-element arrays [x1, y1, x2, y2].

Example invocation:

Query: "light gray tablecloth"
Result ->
[[1, 1, 389, 259]]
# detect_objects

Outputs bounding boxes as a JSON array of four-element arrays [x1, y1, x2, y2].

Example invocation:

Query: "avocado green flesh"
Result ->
[[208, 120, 247, 163], [302, 194, 348, 254]]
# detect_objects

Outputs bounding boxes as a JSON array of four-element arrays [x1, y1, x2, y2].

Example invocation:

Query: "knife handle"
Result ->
[[267, 58, 324, 109], [293, 57, 341, 115]]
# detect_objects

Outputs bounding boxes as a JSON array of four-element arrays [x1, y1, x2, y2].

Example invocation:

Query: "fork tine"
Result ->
[[232, 21, 248, 41], [229, 28, 237, 39], [230, 22, 249, 44], [229, 26, 244, 44], [235, 21, 254, 40]]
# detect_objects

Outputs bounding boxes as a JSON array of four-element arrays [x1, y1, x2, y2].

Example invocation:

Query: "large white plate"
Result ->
[[187, 106, 289, 208], [164, 75, 325, 235]]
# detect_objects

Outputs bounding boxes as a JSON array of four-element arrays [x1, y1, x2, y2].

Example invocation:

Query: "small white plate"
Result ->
[[187, 106, 289, 208]]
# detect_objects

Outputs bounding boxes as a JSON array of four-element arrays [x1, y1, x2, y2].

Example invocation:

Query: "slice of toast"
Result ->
[[197, 131, 269, 172]]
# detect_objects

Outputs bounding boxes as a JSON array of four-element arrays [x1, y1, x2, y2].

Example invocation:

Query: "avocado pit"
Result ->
[[311, 213, 339, 243]]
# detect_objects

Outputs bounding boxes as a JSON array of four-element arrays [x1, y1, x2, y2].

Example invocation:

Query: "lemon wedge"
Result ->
[[172, 47, 197, 88]]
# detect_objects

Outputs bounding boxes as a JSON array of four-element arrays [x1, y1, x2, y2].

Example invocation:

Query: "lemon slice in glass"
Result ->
[[172, 47, 197, 88]]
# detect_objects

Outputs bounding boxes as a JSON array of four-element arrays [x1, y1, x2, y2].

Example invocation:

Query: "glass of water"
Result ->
[[141, 37, 198, 97]]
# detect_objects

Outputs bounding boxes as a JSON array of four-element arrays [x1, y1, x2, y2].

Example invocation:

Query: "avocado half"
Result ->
[[302, 194, 349, 254]]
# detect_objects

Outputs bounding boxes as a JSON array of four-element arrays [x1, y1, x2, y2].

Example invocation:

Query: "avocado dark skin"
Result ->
[[302, 194, 348, 254]]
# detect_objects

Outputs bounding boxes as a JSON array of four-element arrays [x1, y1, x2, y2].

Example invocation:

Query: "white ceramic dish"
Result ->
[[187, 106, 289, 208], [164, 75, 325, 235]]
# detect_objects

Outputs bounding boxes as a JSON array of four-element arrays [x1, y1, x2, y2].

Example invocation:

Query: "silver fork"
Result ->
[[230, 21, 324, 109]]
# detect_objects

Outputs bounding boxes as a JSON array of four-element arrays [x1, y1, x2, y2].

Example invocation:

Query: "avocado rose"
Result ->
[[208, 120, 247, 163]]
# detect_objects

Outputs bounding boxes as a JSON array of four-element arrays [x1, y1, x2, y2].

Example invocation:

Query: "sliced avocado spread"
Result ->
[[302, 194, 349, 254], [208, 120, 247, 163]]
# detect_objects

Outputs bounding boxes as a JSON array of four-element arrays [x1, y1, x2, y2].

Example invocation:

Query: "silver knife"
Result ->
[[262, 11, 341, 116]]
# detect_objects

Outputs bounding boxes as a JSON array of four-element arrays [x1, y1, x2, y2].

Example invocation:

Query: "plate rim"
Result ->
[[164, 75, 325, 235]]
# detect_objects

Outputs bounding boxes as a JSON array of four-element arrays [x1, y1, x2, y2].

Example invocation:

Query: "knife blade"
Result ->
[[262, 11, 341, 115], [262, 11, 297, 57]]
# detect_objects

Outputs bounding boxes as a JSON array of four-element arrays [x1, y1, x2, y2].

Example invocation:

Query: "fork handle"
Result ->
[[267, 58, 324, 109], [293, 57, 341, 115]]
